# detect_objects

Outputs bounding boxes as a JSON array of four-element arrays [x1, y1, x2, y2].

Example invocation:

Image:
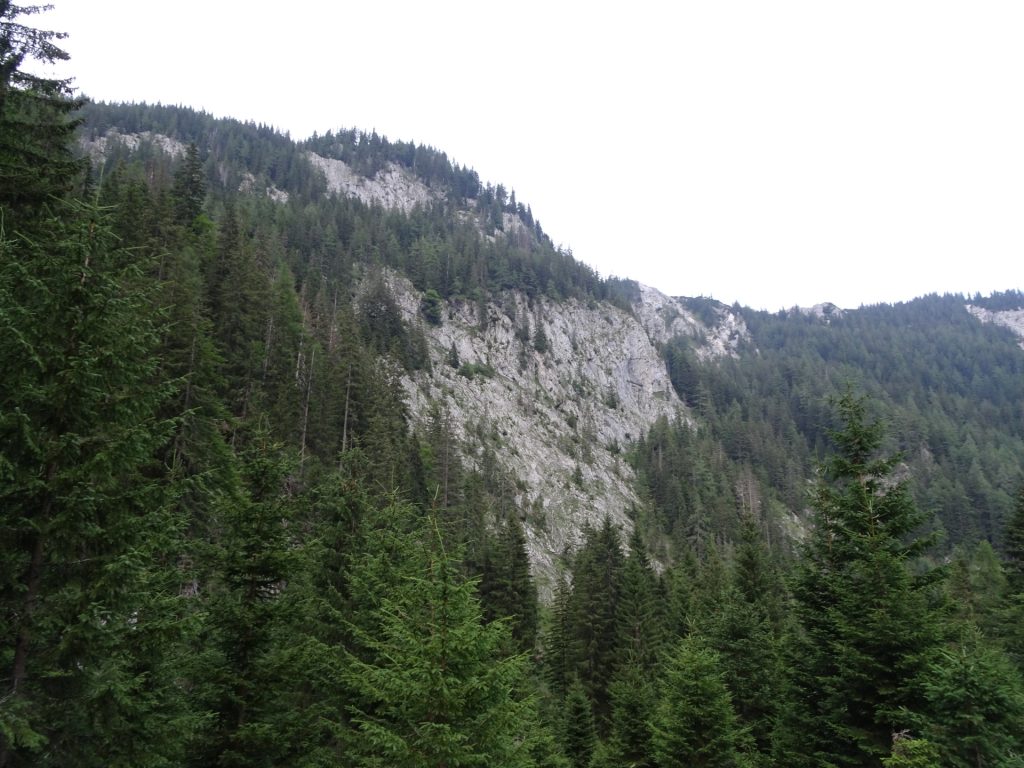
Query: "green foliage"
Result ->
[[601, 655, 656, 768], [0, 199, 190, 766], [562, 678, 596, 768], [563, 518, 625, 732], [533, 321, 550, 354], [909, 626, 1024, 768], [704, 587, 782, 761], [0, 1, 83, 220], [342, 508, 537, 768], [779, 393, 944, 767], [681, 295, 724, 328], [420, 287, 443, 325], [631, 415, 753, 552], [670, 295, 1024, 550], [650, 636, 746, 768], [6, 33, 1024, 766], [616, 527, 666, 671], [1004, 486, 1024, 594], [357, 274, 429, 371], [185, 441, 328, 768], [458, 361, 496, 380], [881, 736, 942, 768], [478, 517, 539, 654], [446, 341, 460, 368], [171, 143, 206, 227]]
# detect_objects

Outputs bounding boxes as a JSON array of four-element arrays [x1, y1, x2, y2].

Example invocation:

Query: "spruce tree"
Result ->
[[184, 440, 314, 768], [171, 143, 206, 228], [567, 517, 625, 732], [1004, 485, 1024, 595], [544, 577, 575, 700], [341, 507, 536, 767], [562, 678, 596, 768], [0, 200, 189, 766], [649, 636, 745, 768], [909, 625, 1024, 768], [703, 517, 784, 764], [616, 527, 665, 671], [600, 654, 656, 768], [880, 736, 942, 768], [706, 584, 780, 765], [0, 1, 82, 221], [777, 392, 943, 767], [478, 517, 539, 654]]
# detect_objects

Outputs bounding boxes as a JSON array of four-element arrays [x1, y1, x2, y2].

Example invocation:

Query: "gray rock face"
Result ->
[[306, 152, 439, 212], [385, 274, 747, 592], [966, 304, 1024, 349], [79, 129, 188, 162]]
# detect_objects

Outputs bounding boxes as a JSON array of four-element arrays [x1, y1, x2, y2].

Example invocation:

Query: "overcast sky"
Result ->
[[42, 1, 1024, 310]]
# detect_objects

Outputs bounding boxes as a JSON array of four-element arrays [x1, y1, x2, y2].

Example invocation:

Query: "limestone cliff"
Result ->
[[384, 273, 747, 590], [966, 304, 1024, 349]]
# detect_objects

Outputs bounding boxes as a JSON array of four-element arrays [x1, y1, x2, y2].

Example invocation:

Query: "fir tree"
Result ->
[[0, 200, 188, 766], [478, 517, 539, 654], [544, 577, 575, 700], [1004, 485, 1024, 595], [342, 508, 536, 767], [649, 636, 745, 768], [599, 654, 655, 768], [616, 527, 665, 671], [909, 625, 1024, 768], [777, 392, 944, 767], [880, 735, 942, 768], [171, 143, 206, 228], [562, 678, 596, 768], [706, 584, 781, 765], [567, 518, 625, 732], [0, 1, 83, 221], [184, 439, 313, 768]]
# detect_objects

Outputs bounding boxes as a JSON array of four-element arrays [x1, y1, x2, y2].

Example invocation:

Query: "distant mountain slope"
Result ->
[[77, 101, 1024, 574], [650, 292, 1024, 548]]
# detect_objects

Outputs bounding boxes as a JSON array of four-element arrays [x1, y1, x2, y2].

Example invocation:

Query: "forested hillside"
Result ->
[[641, 293, 1024, 556], [3, 6, 1024, 765]]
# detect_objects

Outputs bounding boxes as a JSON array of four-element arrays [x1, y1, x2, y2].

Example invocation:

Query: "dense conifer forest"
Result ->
[[3, 6, 1024, 765]]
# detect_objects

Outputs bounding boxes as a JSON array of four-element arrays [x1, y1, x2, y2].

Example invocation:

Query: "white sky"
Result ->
[[41, 1, 1024, 310]]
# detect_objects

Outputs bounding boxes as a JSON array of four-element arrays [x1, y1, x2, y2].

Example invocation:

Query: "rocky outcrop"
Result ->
[[239, 171, 289, 203], [633, 285, 749, 359], [966, 304, 1024, 349], [796, 302, 846, 322], [385, 274, 746, 591], [306, 152, 439, 212], [79, 129, 188, 162]]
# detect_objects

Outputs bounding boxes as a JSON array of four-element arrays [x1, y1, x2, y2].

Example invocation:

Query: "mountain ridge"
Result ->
[[76, 102, 1024, 564]]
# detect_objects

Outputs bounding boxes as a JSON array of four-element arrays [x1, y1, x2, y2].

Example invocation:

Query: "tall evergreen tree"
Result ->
[[703, 517, 784, 764], [776, 392, 944, 768], [0, 1, 82, 221], [562, 677, 596, 768], [598, 654, 656, 768], [0, 200, 188, 766], [544, 577, 575, 700], [185, 440, 315, 768], [880, 736, 942, 768], [1003, 485, 1024, 595], [615, 527, 665, 671], [706, 584, 781, 766], [649, 636, 746, 768], [567, 518, 625, 732], [909, 625, 1024, 768], [341, 507, 536, 767], [171, 143, 206, 228], [478, 517, 539, 654]]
